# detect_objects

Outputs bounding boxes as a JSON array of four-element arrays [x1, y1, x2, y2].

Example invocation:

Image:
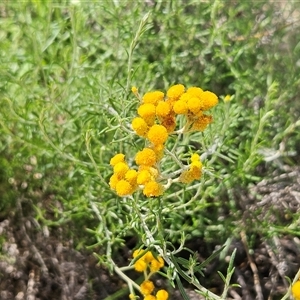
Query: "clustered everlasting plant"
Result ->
[[108, 84, 219, 299], [109, 84, 218, 198]]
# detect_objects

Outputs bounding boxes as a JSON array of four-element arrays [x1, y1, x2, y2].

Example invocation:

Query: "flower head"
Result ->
[[135, 148, 157, 166], [134, 259, 147, 272], [137, 169, 152, 185], [115, 180, 134, 196], [144, 295, 156, 300], [156, 101, 171, 117], [140, 280, 155, 296], [150, 256, 164, 272], [186, 86, 203, 98], [113, 162, 129, 179], [109, 174, 119, 190], [292, 281, 300, 300], [167, 84, 185, 100], [138, 103, 156, 125], [125, 169, 138, 186], [173, 100, 188, 115], [110, 153, 125, 166], [143, 91, 164, 105], [201, 91, 218, 110], [147, 125, 168, 145], [156, 289, 169, 300], [191, 114, 213, 132], [132, 117, 149, 137], [143, 181, 164, 197]]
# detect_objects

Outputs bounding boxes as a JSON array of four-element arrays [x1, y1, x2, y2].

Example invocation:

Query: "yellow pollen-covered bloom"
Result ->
[[292, 281, 300, 300], [125, 169, 138, 186], [156, 101, 171, 117], [144, 251, 155, 263], [187, 97, 202, 114], [140, 280, 155, 296], [134, 259, 147, 272], [137, 169, 152, 185], [191, 114, 213, 132], [167, 84, 185, 100], [186, 86, 203, 98], [132, 117, 149, 137], [173, 100, 188, 115], [156, 289, 169, 300], [224, 94, 231, 102], [201, 91, 218, 110], [113, 162, 129, 179], [109, 174, 119, 190], [144, 295, 156, 300], [150, 256, 164, 272], [142, 91, 165, 105], [129, 293, 135, 300], [135, 148, 157, 166], [138, 103, 156, 120], [191, 153, 200, 162], [179, 92, 191, 103], [115, 180, 134, 196], [131, 86, 138, 95], [147, 124, 168, 145], [143, 181, 164, 197], [110, 153, 125, 166]]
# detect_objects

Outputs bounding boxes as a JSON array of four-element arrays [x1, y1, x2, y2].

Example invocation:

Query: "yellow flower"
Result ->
[[137, 169, 152, 185], [125, 169, 138, 186], [113, 162, 129, 179], [144, 296, 156, 300], [132, 117, 149, 137], [292, 281, 300, 300], [138, 103, 156, 124], [150, 256, 164, 272], [156, 101, 171, 117], [224, 94, 231, 102], [143, 181, 164, 197], [143, 91, 164, 105], [191, 153, 200, 162], [147, 124, 168, 145], [191, 114, 213, 132], [109, 174, 119, 190], [187, 97, 202, 114], [140, 280, 155, 296], [186, 86, 203, 98], [133, 249, 145, 258], [110, 153, 125, 166], [115, 180, 134, 196], [134, 259, 147, 272], [201, 91, 218, 110], [166, 84, 185, 100], [173, 100, 188, 115], [131, 86, 138, 95], [179, 92, 191, 102], [135, 148, 157, 166], [156, 289, 168, 300], [129, 293, 135, 299], [144, 251, 155, 263]]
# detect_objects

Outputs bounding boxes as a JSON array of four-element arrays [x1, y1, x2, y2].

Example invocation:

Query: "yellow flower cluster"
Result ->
[[292, 280, 300, 300], [109, 84, 218, 197], [131, 249, 168, 300]]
